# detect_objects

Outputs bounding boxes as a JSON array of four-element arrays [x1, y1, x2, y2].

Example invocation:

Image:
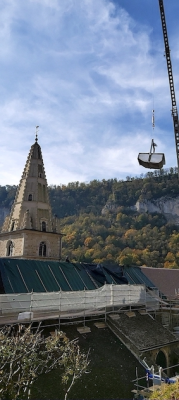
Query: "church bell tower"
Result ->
[[0, 133, 63, 260]]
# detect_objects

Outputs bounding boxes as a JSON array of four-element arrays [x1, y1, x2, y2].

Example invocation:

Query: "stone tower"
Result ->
[[0, 135, 63, 260]]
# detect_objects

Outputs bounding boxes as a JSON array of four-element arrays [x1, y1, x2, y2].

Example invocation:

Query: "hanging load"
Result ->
[[138, 139, 165, 169]]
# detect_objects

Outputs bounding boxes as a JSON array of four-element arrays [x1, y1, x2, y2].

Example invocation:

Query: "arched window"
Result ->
[[156, 350, 167, 369], [7, 241, 14, 256], [28, 194, 32, 201], [39, 242, 46, 257], [41, 221, 46, 232]]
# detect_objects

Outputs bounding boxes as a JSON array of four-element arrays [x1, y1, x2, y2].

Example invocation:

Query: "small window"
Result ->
[[38, 147, 41, 159], [39, 242, 46, 257], [38, 164, 43, 177], [42, 221, 46, 232], [28, 194, 32, 201], [11, 222, 15, 231]]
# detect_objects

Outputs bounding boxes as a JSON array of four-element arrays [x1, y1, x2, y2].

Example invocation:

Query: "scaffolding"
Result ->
[[0, 284, 160, 325]]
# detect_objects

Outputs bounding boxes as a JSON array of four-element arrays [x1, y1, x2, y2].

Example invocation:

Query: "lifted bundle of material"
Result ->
[[138, 139, 165, 169]]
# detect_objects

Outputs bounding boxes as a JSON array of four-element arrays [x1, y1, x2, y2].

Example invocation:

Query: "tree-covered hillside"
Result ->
[[1, 168, 179, 268]]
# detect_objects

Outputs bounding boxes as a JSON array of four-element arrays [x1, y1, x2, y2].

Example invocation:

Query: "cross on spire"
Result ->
[[35, 126, 39, 143]]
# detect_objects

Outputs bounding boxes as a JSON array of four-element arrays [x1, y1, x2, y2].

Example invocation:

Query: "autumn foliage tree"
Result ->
[[2, 169, 179, 268], [150, 380, 179, 399]]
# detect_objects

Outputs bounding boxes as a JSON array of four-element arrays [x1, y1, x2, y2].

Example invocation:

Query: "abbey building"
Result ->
[[0, 136, 63, 260]]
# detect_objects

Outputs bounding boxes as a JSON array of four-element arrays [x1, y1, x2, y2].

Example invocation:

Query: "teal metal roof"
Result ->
[[123, 265, 157, 288], [0, 259, 157, 294], [0, 259, 127, 294]]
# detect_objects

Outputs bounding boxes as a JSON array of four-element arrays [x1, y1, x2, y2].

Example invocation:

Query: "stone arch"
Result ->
[[155, 350, 167, 369], [39, 241, 47, 257], [6, 240, 14, 256]]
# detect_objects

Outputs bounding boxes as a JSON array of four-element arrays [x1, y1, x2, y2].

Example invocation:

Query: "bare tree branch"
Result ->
[[0, 325, 89, 400]]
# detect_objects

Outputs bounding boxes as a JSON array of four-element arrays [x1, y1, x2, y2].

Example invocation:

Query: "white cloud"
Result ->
[[0, 0, 178, 186]]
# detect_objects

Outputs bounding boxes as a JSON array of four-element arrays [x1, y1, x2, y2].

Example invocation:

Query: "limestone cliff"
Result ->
[[133, 196, 179, 225], [101, 200, 117, 215], [101, 196, 179, 225]]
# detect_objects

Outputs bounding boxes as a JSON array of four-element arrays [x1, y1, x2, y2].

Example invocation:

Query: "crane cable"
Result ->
[[151, 0, 156, 156], [152, 52, 155, 130], [151, 1, 155, 132]]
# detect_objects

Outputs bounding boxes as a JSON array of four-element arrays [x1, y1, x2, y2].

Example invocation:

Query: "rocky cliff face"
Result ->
[[102, 196, 179, 225], [101, 200, 117, 215], [133, 196, 179, 225]]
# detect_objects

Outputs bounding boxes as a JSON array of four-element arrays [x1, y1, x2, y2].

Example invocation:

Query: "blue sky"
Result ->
[[1, 0, 179, 186]]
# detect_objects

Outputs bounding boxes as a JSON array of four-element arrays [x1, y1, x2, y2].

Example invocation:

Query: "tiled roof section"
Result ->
[[141, 267, 179, 298], [108, 312, 177, 350]]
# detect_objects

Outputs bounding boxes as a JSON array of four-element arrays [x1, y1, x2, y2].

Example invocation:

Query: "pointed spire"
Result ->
[[5, 136, 53, 232], [35, 126, 39, 143]]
